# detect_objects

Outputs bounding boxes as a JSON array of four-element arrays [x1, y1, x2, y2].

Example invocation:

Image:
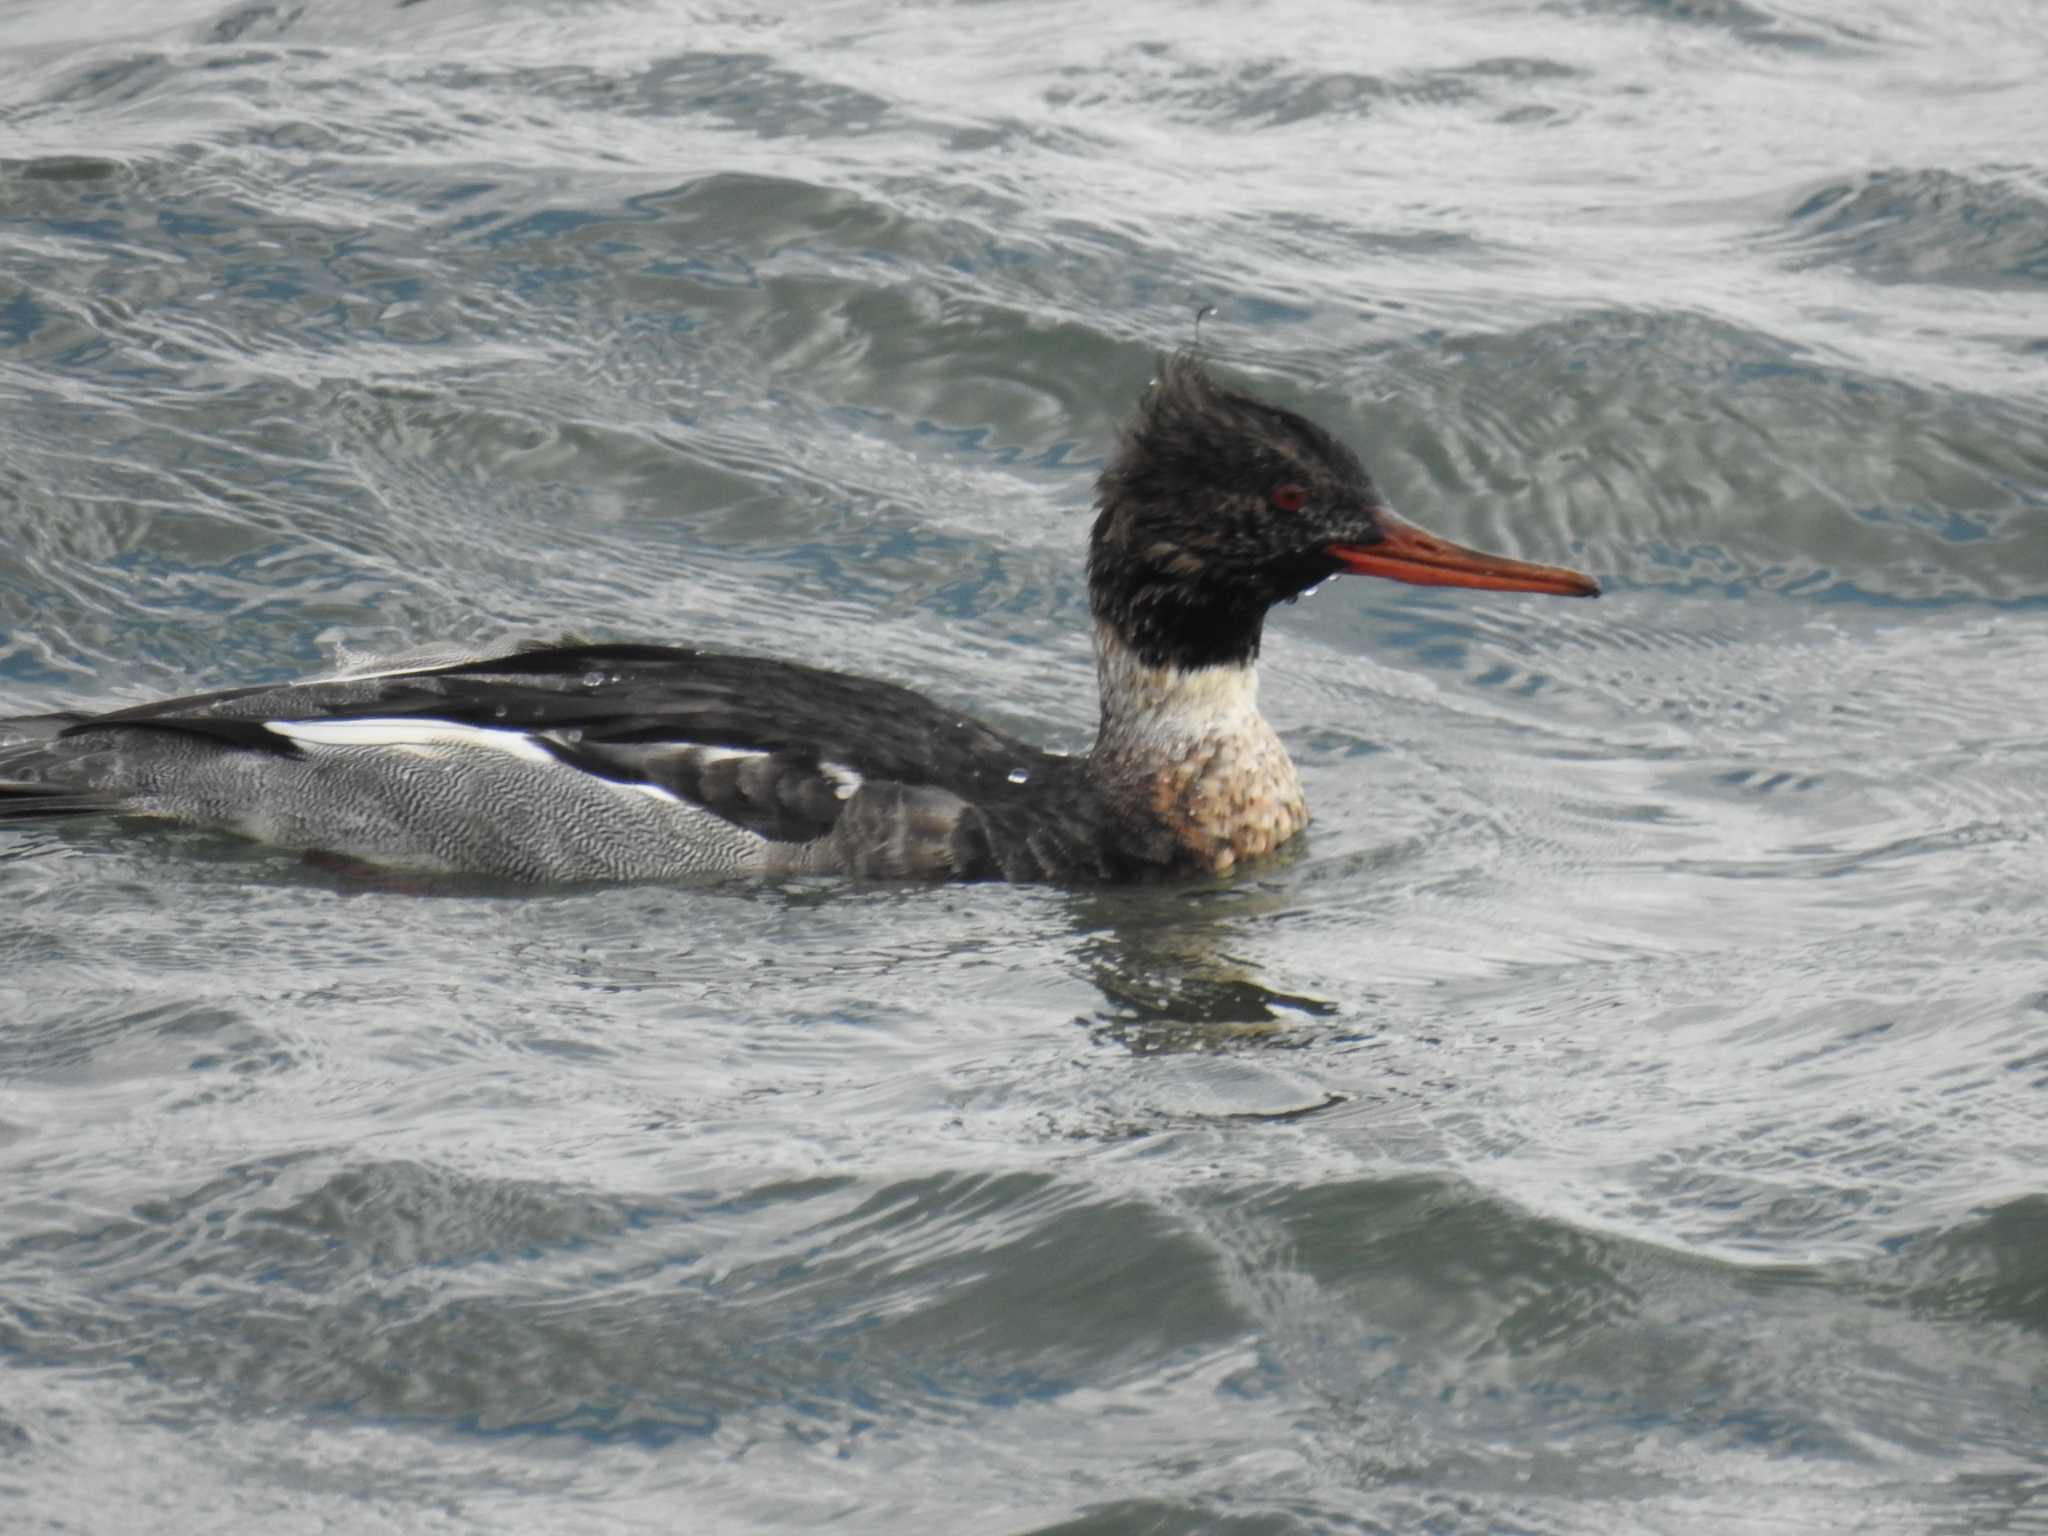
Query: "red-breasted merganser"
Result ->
[[0, 356, 1598, 882]]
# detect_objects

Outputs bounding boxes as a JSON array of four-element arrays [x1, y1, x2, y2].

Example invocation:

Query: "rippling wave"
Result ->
[[2, 0, 2044, 1530]]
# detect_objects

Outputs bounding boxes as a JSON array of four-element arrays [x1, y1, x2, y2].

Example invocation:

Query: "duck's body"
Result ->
[[0, 638, 1167, 883], [0, 357, 1597, 884]]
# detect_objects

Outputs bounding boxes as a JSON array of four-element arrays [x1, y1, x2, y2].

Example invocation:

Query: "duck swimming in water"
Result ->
[[0, 355, 1598, 883]]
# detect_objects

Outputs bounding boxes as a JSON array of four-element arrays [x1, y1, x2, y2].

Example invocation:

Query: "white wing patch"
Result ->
[[266, 719, 561, 766], [267, 718, 694, 804], [264, 721, 858, 819]]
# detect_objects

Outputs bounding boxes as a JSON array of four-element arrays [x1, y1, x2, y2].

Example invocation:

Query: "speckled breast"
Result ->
[[1149, 729, 1308, 874]]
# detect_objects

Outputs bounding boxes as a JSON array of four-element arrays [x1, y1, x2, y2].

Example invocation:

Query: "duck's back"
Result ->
[[0, 642, 1174, 883]]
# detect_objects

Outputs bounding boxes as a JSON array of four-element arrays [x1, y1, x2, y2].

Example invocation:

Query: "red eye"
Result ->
[[1270, 483, 1308, 512]]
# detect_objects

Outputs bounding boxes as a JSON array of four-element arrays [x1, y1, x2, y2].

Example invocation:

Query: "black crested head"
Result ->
[[1088, 353, 1381, 672]]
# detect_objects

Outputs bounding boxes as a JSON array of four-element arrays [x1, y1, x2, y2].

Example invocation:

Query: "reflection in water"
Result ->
[[1065, 883, 1341, 1055]]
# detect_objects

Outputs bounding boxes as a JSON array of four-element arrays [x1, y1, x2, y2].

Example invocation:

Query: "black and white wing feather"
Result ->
[[0, 642, 1159, 882]]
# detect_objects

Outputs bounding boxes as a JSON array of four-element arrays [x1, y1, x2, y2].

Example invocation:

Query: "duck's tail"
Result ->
[[0, 713, 116, 820]]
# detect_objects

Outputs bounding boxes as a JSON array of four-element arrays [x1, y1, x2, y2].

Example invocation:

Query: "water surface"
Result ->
[[2, 1, 2045, 1531]]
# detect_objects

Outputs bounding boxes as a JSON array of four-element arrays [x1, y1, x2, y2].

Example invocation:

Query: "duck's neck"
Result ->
[[1090, 621, 1267, 758], [1086, 622, 1307, 873]]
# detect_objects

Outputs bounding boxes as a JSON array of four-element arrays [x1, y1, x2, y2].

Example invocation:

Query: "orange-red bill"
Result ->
[[1328, 510, 1600, 598]]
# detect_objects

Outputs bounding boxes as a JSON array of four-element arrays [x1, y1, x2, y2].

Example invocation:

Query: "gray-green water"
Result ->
[[2, 2, 2045, 1531]]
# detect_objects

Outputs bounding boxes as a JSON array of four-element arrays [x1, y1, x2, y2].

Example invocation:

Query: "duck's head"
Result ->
[[1088, 354, 1599, 671]]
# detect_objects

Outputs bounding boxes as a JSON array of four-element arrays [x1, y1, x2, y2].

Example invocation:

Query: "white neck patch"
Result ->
[[1090, 622, 1265, 751]]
